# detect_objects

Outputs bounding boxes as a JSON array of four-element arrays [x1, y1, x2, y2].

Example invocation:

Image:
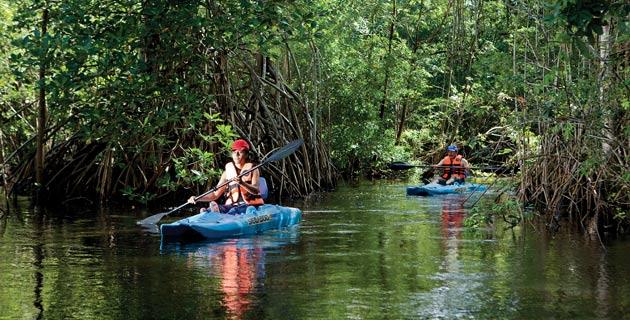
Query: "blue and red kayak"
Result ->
[[160, 204, 302, 242], [406, 182, 487, 196]]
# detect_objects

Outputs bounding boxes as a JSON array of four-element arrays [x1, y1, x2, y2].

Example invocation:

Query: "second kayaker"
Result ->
[[432, 145, 471, 185]]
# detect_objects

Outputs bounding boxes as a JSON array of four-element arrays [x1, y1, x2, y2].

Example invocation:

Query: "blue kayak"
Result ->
[[160, 204, 302, 242], [406, 182, 487, 196]]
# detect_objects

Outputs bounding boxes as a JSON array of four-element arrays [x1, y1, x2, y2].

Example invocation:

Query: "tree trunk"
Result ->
[[599, 25, 611, 153], [0, 129, 8, 197], [35, 8, 49, 201], [395, 102, 407, 144], [380, 0, 396, 120]]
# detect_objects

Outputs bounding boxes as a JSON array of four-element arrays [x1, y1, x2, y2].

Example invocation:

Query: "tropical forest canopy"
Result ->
[[0, 0, 628, 233]]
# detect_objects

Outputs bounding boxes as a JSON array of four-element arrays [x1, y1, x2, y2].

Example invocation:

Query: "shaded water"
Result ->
[[1, 181, 629, 319]]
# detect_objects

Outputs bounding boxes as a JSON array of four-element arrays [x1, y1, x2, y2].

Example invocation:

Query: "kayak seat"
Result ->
[[259, 177, 269, 200]]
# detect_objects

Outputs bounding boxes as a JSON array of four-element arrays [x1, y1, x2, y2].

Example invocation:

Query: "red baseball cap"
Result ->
[[231, 139, 250, 151]]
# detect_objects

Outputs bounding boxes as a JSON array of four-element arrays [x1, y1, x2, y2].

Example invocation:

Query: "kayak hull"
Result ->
[[406, 182, 487, 196], [160, 204, 302, 242]]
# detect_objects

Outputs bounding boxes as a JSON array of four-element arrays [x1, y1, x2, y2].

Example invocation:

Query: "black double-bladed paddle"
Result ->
[[388, 161, 503, 171]]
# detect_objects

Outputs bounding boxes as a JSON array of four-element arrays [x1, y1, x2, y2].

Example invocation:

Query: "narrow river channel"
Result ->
[[1, 180, 628, 319]]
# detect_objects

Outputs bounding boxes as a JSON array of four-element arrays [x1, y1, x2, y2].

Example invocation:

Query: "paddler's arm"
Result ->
[[237, 169, 260, 195], [461, 158, 470, 169], [461, 158, 471, 176], [188, 171, 228, 204]]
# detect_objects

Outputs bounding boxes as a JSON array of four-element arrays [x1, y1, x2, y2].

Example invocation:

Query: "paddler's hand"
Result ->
[[237, 175, 249, 186], [187, 196, 196, 204]]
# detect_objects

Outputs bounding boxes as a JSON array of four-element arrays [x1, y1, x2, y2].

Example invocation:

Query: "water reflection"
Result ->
[[440, 196, 466, 273], [441, 196, 466, 240], [1, 181, 629, 319], [32, 205, 45, 320], [219, 243, 261, 318], [161, 231, 299, 319], [410, 195, 488, 319]]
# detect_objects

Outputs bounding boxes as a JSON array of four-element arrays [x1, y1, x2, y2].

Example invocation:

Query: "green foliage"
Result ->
[[613, 207, 628, 224], [494, 199, 525, 228], [327, 119, 411, 175], [399, 128, 434, 159], [465, 197, 526, 230], [173, 147, 220, 184], [543, 0, 629, 44], [2, 0, 628, 230], [120, 186, 156, 205], [0, 1, 33, 152], [464, 206, 493, 229], [2, 0, 289, 201]]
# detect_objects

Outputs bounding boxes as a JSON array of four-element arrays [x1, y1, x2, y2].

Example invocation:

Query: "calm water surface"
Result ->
[[1, 181, 629, 319]]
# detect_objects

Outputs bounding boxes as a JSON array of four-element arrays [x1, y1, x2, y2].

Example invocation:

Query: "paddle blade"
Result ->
[[265, 139, 304, 163], [388, 162, 416, 170], [137, 211, 171, 225]]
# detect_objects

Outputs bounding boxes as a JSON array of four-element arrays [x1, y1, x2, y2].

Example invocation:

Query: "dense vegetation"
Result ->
[[0, 0, 628, 235]]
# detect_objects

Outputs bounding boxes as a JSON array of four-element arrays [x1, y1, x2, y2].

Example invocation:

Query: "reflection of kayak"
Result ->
[[160, 204, 302, 242], [160, 230, 300, 254], [406, 182, 487, 196]]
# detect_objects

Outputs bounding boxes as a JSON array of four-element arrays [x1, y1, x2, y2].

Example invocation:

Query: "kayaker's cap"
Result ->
[[231, 139, 250, 151], [447, 145, 458, 152]]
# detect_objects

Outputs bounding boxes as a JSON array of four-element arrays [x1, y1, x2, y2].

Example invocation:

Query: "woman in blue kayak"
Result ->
[[432, 145, 471, 185], [187, 139, 264, 214]]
